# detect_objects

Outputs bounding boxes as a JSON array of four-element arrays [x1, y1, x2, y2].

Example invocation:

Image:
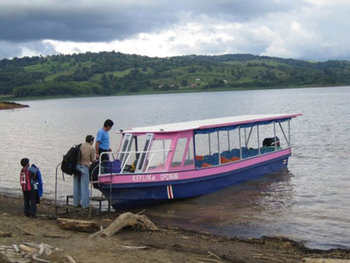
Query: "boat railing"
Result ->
[[98, 148, 173, 176], [194, 145, 286, 168]]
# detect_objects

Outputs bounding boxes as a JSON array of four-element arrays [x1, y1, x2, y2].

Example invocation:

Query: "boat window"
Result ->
[[118, 134, 133, 169], [135, 133, 154, 172], [228, 129, 240, 151], [194, 133, 220, 168], [194, 120, 292, 168], [185, 137, 194, 166], [258, 121, 286, 153], [171, 138, 187, 168], [243, 126, 260, 158], [146, 139, 172, 171]]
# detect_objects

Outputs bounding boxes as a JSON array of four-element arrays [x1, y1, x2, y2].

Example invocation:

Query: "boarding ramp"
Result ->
[[54, 162, 111, 216]]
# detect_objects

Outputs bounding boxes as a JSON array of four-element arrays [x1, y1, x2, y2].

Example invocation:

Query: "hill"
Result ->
[[0, 52, 350, 97]]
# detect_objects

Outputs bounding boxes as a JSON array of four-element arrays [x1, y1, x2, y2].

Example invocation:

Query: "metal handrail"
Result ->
[[54, 161, 62, 214], [98, 148, 173, 175]]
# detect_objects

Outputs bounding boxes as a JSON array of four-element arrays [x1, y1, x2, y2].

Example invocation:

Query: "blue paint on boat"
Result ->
[[97, 153, 290, 210]]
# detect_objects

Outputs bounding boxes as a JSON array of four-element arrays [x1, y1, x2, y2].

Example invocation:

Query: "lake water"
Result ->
[[1, 86, 350, 249]]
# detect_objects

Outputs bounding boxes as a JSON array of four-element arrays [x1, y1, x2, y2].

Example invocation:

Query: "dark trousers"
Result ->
[[99, 149, 109, 173], [23, 190, 37, 217]]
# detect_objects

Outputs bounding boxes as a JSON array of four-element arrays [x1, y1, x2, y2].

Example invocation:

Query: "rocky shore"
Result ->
[[0, 101, 29, 110], [0, 195, 349, 263]]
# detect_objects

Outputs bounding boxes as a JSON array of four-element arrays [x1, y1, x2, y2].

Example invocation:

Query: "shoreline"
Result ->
[[0, 101, 29, 110], [1, 194, 349, 263], [2, 84, 350, 102]]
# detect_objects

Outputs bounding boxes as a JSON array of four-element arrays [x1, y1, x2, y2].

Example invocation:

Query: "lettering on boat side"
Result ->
[[160, 173, 179, 181], [132, 174, 156, 182]]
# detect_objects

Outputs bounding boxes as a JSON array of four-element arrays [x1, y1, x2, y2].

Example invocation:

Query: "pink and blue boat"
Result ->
[[95, 114, 301, 210]]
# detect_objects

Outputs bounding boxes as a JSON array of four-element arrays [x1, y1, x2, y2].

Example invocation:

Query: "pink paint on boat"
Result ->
[[98, 148, 291, 185]]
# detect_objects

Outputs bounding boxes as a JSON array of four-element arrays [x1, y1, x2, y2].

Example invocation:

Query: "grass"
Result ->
[[4, 52, 350, 100]]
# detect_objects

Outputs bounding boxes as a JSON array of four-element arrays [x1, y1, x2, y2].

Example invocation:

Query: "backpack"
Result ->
[[28, 165, 39, 180], [61, 144, 82, 175]]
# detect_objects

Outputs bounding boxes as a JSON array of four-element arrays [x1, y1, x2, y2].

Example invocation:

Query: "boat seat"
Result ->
[[249, 148, 259, 157], [221, 150, 232, 159], [241, 148, 250, 158], [261, 147, 274, 154], [204, 154, 219, 165], [104, 159, 121, 174], [231, 149, 241, 157], [195, 159, 204, 168], [220, 156, 231, 164]]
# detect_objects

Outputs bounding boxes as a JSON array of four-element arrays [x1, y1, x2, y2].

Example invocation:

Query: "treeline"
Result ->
[[1, 51, 350, 97]]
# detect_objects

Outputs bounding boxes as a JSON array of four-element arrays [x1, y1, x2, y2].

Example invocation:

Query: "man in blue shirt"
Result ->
[[96, 119, 114, 163]]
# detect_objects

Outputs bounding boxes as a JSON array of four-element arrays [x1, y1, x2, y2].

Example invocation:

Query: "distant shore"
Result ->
[[2, 84, 350, 103], [0, 101, 29, 110], [0, 194, 349, 263]]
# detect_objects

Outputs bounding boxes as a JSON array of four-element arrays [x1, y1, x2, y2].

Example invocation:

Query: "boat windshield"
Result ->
[[115, 133, 173, 173]]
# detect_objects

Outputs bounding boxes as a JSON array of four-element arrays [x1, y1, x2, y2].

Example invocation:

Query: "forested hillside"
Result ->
[[0, 51, 349, 97]]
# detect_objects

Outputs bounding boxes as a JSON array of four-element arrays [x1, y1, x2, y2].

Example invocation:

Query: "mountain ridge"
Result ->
[[0, 52, 349, 97]]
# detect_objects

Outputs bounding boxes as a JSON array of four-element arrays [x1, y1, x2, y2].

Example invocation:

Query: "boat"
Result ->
[[94, 113, 301, 210]]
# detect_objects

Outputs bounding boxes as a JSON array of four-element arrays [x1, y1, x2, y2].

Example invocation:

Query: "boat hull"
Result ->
[[96, 152, 290, 210]]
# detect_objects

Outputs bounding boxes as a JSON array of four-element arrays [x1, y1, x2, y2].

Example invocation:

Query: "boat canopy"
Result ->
[[123, 113, 301, 134]]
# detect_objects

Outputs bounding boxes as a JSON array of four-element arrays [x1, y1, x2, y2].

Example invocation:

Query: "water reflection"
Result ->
[[135, 170, 295, 239]]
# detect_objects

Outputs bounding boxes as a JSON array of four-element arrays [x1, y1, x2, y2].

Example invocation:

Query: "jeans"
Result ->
[[23, 190, 37, 217], [74, 164, 90, 208]]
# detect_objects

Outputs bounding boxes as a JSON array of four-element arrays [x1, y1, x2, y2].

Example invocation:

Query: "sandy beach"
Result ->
[[0, 195, 349, 263]]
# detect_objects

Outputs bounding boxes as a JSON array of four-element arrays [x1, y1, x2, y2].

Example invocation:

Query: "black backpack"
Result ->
[[61, 144, 82, 175]]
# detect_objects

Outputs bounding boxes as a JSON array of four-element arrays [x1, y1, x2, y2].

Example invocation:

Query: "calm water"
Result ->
[[1, 86, 350, 249]]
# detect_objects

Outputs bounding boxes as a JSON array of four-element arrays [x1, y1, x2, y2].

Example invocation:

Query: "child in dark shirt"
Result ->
[[20, 158, 38, 218]]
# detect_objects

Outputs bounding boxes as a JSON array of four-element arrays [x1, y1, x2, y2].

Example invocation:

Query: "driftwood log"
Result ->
[[65, 255, 78, 263], [303, 259, 350, 263], [1, 242, 57, 263], [57, 218, 100, 233], [101, 212, 158, 237], [0, 231, 12, 237], [16, 225, 36, 235]]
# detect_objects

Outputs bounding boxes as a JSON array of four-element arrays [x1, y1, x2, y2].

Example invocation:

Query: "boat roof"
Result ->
[[123, 113, 301, 134]]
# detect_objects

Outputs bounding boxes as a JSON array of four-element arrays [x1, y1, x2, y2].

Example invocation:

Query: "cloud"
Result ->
[[0, 0, 350, 60], [260, 0, 350, 60], [0, 40, 56, 59], [0, 1, 174, 42], [0, 0, 300, 42], [43, 22, 276, 58]]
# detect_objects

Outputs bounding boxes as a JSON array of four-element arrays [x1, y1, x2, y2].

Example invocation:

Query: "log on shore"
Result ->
[[0, 231, 12, 237], [303, 259, 350, 263], [101, 212, 158, 237], [57, 218, 100, 233]]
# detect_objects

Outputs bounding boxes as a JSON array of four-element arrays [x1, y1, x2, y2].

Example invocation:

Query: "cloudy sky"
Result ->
[[0, 0, 349, 60]]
